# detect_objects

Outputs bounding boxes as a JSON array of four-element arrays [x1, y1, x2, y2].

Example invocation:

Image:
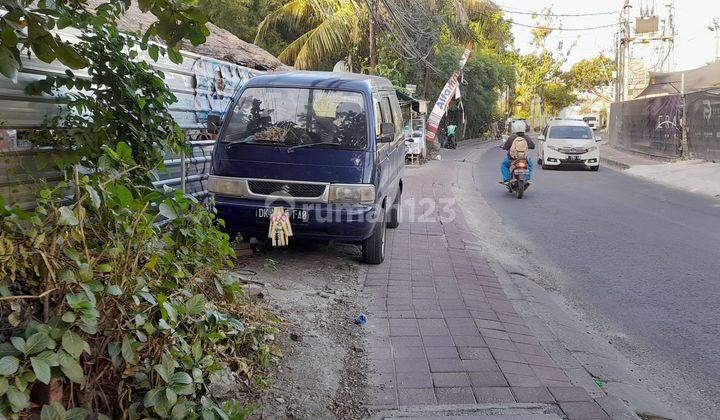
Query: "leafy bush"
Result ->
[[0, 17, 278, 420]]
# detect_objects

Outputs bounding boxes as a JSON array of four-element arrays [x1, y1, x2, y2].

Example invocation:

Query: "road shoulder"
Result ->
[[600, 143, 720, 199]]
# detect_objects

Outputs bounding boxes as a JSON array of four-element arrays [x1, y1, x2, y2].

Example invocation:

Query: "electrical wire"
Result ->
[[507, 19, 622, 31], [495, 5, 620, 18]]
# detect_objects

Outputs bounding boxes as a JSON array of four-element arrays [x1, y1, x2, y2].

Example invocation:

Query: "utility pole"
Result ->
[[622, 1, 631, 102], [664, 1, 676, 72], [710, 18, 720, 63], [369, 0, 377, 75]]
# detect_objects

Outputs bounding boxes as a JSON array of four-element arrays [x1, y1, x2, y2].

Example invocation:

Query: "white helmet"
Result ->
[[511, 120, 526, 134]]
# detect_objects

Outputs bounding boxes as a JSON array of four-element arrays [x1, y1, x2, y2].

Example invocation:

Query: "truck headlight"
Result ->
[[328, 184, 375, 204], [208, 176, 249, 197]]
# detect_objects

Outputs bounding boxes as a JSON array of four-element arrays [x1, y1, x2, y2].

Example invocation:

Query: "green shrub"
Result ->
[[0, 19, 278, 420]]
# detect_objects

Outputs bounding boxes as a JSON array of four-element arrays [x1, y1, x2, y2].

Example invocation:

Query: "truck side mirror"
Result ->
[[207, 115, 222, 134], [379, 122, 395, 142]]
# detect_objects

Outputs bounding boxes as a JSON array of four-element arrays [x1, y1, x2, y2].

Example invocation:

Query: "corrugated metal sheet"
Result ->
[[0, 31, 259, 207]]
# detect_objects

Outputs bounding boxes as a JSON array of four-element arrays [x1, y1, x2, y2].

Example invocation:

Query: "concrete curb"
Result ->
[[370, 403, 561, 419], [599, 156, 630, 171]]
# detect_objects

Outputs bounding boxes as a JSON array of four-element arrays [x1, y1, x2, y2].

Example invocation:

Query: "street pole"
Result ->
[[711, 18, 720, 63], [622, 2, 631, 102], [369, 0, 377, 75], [680, 73, 689, 159]]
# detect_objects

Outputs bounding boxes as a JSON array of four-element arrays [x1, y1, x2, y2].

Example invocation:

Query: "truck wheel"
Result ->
[[362, 209, 386, 264], [387, 192, 401, 229]]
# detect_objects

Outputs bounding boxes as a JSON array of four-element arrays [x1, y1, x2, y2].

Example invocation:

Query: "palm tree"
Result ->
[[255, 0, 366, 70]]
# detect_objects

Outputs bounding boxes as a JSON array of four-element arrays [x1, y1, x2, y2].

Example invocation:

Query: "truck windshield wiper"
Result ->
[[223, 135, 256, 149], [287, 142, 343, 153]]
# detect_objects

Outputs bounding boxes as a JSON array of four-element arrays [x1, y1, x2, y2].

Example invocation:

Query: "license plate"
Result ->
[[515, 169, 530, 174], [566, 155, 580, 161], [256, 208, 309, 223]]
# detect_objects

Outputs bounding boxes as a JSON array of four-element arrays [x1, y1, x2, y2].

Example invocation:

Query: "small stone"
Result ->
[[290, 332, 302, 342], [276, 397, 285, 403], [242, 284, 264, 298]]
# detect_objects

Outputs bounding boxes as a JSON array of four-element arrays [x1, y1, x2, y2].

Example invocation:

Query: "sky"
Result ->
[[500, 0, 719, 71]]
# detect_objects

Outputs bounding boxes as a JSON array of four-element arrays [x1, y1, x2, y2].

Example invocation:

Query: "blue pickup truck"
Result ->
[[208, 71, 405, 264]]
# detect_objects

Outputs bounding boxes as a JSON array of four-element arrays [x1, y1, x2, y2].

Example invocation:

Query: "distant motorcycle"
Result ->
[[444, 135, 456, 149], [505, 158, 530, 199]]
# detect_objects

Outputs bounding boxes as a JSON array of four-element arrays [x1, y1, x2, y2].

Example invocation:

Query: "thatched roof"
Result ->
[[88, 1, 290, 71]]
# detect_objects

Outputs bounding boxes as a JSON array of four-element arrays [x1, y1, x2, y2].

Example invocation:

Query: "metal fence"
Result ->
[[0, 29, 258, 208], [686, 89, 720, 162], [608, 95, 683, 159], [609, 89, 720, 162]]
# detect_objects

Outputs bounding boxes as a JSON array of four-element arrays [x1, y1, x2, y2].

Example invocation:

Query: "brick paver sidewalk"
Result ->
[[363, 144, 609, 419]]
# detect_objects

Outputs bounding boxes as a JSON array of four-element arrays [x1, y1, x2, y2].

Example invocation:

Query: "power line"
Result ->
[[495, 4, 619, 17], [507, 20, 622, 32]]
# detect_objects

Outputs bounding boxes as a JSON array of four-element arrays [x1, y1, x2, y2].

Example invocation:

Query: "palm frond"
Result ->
[[278, 30, 315, 65], [293, 6, 354, 69], [256, 0, 322, 44]]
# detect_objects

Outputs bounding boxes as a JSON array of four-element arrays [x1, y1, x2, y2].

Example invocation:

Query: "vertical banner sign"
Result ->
[[426, 42, 473, 143]]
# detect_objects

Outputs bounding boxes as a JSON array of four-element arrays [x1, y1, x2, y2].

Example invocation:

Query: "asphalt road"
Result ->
[[473, 143, 720, 416]]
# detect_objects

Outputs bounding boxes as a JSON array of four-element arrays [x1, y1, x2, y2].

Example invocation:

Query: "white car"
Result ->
[[538, 120, 600, 171], [583, 116, 599, 130]]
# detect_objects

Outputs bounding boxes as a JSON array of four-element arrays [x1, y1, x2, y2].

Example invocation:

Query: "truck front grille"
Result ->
[[247, 180, 326, 198]]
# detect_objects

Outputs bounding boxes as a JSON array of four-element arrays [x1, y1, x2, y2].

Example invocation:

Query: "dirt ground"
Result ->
[[228, 240, 372, 419]]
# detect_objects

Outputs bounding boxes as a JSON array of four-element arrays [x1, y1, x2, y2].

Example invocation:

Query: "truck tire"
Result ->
[[362, 209, 386, 264], [387, 191, 401, 229]]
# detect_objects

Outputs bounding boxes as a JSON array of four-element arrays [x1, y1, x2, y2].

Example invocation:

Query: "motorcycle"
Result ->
[[506, 158, 530, 199], [444, 135, 456, 149]]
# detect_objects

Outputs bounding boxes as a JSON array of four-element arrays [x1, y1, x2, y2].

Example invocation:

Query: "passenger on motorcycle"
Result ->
[[500, 121, 535, 186]]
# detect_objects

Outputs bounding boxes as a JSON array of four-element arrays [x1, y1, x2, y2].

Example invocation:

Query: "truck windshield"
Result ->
[[222, 87, 368, 150], [549, 126, 593, 140]]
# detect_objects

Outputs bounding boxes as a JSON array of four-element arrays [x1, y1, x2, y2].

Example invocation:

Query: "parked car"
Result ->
[[208, 71, 405, 264], [583, 115, 599, 130], [537, 119, 601, 171]]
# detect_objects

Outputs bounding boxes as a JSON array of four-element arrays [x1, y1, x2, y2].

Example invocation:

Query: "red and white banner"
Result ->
[[426, 42, 473, 143]]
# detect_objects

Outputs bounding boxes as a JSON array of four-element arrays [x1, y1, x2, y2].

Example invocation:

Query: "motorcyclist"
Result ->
[[500, 120, 535, 186], [446, 123, 457, 148]]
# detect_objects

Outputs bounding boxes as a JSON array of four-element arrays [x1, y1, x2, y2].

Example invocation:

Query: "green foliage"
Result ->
[[0, 0, 210, 80], [430, 44, 514, 136], [198, 0, 289, 55], [256, 0, 365, 69], [541, 82, 578, 116], [565, 56, 615, 100], [26, 28, 185, 171], [0, 14, 277, 419]]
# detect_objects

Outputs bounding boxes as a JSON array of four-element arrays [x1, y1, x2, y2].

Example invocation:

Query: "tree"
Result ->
[[541, 82, 578, 116], [510, 7, 580, 125], [0, 0, 210, 80], [565, 56, 615, 101], [198, 0, 289, 55], [255, 0, 366, 69]]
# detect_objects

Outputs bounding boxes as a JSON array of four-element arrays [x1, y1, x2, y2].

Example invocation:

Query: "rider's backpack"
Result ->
[[509, 136, 529, 159]]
